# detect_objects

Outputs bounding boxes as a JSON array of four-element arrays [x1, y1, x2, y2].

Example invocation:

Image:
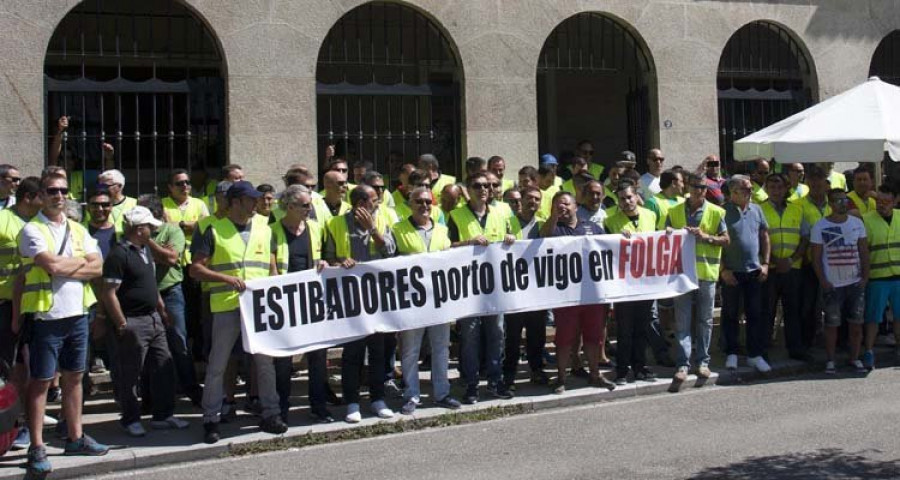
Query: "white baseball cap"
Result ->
[[123, 206, 163, 228]]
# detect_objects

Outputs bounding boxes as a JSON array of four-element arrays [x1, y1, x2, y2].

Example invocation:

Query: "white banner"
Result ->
[[238, 231, 697, 356]]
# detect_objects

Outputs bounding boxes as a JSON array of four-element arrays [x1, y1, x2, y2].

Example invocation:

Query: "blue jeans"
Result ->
[[458, 315, 504, 388], [161, 284, 199, 392], [674, 281, 716, 368], [401, 324, 451, 402], [722, 270, 765, 358]]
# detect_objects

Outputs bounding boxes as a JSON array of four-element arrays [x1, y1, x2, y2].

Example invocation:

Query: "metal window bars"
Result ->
[[316, 2, 461, 182], [44, 0, 225, 200]]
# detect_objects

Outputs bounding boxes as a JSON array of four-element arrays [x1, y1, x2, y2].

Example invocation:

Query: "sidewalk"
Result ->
[[0, 337, 894, 479]]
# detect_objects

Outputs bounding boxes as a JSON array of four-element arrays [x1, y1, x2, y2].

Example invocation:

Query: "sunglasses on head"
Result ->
[[45, 187, 69, 196]]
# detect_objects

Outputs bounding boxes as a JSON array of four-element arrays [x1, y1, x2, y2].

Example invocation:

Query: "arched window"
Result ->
[[45, 0, 226, 198], [870, 30, 900, 86], [316, 2, 462, 180], [717, 21, 815, 167], [537, 13, 656, 169]]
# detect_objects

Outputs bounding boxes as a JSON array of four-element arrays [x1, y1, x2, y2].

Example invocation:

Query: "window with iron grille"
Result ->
[[870, 30, 900, 86], [316, 2, 462, 182], [717, 21, 815, 169], [45, 0, 226, 200], [537, 13, 656, 170]]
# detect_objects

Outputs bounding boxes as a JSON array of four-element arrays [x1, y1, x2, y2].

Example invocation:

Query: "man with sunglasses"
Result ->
[[699, 155, 726, 206], [95, 169, 137, 237], [15, 173, 108, 476], [666, 174, 729, 391], [448, 173, 517, 403], [785, 163, 809, 203], [320, 170, 351, 225], [0, 164, 20, 211], [394, 169, 445, 225], [163, 170, 210, 265], [576, 140, 605, 181], [640, 148, 666, 199]]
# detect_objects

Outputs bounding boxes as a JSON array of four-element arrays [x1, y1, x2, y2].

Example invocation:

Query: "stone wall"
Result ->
[[0, 0, 897, 185]]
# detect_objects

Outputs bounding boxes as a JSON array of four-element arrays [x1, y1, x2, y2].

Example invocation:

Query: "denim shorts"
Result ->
[[822, 283, 864, 328], [28, 314, 89, 380]]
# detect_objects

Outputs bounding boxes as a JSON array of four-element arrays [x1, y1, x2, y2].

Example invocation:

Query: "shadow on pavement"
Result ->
[[689, 448, 900, 479]]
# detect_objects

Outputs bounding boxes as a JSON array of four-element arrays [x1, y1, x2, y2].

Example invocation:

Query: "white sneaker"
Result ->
[[747, 356, 772, 373], [725, 354, 738, 370], [345, 403, 362, 423], [123, 421, 147, 437], [371, 400, 394, 419], [42, 414, 58, 427], [150, 416, 190, 430]]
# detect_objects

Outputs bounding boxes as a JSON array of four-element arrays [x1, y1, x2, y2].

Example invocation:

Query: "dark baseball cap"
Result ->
[[226, 181, 263, 199]]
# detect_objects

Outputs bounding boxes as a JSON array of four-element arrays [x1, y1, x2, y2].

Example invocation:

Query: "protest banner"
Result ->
[[238, 230, 697, 356]]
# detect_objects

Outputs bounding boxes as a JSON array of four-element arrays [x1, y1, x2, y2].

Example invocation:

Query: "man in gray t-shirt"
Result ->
[[720, 175, 772, 373]]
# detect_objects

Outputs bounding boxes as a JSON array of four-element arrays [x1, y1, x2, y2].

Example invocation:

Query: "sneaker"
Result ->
[[150, 416, 190, 430], [259, 415, 288, 435], [588, 375, 616, 391], [371, 400, 394, 419], [46, 386, 61, 403], [462, 386, 479, 405], [64, 434, 109, 456], [486, 383, 514, 399], [529, 370, 550, 386], [635, 368, 657, 382], [220, 400, 237, 423], [747, 356, 772, 373], [90, 358, 107, 374], [123, 422, 147, 437], [203, 422, 220, 444], [26, 445, 52, 475], [697, 365, 712, 379], [725, 354, 738, 370], [345, 403, 362, 423], [383, 379, 403, 398], [434, 396, 462, 410], [42, 414, 58, 428], [851, 359, 867, 374], [862, 350, 875, 371], [825, 360, 837, 375], [551, 381, 566, 395], [673, 366, 688, 382], [309, 408, 335, 424], [400, 399, 418, 415], [11, 426, 30, 450]]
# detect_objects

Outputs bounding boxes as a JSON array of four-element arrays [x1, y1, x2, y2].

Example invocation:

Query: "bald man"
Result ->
[[320, 171, 351, 225]]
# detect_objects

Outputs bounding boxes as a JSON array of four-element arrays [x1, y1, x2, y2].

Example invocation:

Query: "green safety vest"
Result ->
[[501, 178, 515, 193], [271, 219, 323, 274], [588, 163, 605, 180], [326, 210, 392, 260], [392, 218, 451, 254], [668, 202, 725, 282], [207, 217, 272, 313], [431, 174, 456, 204], [0, 209, 26, 300], [508, 215, 542, 240], [787, 184, 809, 203], [19, 218, 97, 314], [751, 182, 768, 205], [761, 201, 804, 269], [196, 214, 221, 293], [604, 206, 657, 234], [848, 191, 876, 215], [162, 196, 208, 265], [537, 184, 560, 221], [864, 210, 900, 279], [448, 205, 508, 243]]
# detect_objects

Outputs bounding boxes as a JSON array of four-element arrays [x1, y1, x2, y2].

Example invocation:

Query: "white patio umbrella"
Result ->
[[733, 76, 900, 163]]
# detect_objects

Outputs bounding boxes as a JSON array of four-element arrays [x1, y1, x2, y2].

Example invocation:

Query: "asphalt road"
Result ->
[[99, 368, 900, 480]]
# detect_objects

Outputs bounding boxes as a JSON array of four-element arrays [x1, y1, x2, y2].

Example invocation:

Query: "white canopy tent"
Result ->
[[733, 77, 900, 164]]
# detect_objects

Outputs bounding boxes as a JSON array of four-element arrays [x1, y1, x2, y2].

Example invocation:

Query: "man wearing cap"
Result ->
[[537, 163, 561, 221], [102, 206, 189, 437], [190, 181, 286, 443], [539, 154, 565, 188]]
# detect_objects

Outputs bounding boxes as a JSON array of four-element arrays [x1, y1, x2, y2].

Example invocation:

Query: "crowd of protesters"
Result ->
[[1, 127, 896, 475]]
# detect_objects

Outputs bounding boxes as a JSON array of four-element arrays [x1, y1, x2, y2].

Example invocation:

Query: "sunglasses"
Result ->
[[98, 183, 119, 189], [45, 187, 69, 196], [89, 202, 111, 208], [372, 185, 386, 191], [172, 180, 190, 187], [489, 183, 501, 188], [471, 183, 490, 190], [4, 176, 21, 183], [413, 199, 433, 205]]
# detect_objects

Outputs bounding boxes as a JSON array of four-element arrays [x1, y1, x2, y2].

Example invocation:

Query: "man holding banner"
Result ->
[[190, 181, 287, 444], [394, 187, 462, 415], [324, 184, 397, 423], [447, 172, 517, 404], [605, 184, 660, 385], [667, 174, 729, 391]]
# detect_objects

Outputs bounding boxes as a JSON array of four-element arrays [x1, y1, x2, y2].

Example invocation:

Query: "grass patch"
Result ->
[[228, 404, 532, 457]]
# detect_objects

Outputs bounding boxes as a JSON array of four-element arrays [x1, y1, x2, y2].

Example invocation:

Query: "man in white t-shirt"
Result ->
[[0, 164, 19, 210], [639, 149, 665, 199], [810, 188, 870, 375]]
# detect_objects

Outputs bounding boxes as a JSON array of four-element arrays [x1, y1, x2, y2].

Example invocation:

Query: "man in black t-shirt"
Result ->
[[101, 206, 189, 437]]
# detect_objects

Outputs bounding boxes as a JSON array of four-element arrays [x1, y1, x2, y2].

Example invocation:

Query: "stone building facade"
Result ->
[[0, 0, 898, 194]]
